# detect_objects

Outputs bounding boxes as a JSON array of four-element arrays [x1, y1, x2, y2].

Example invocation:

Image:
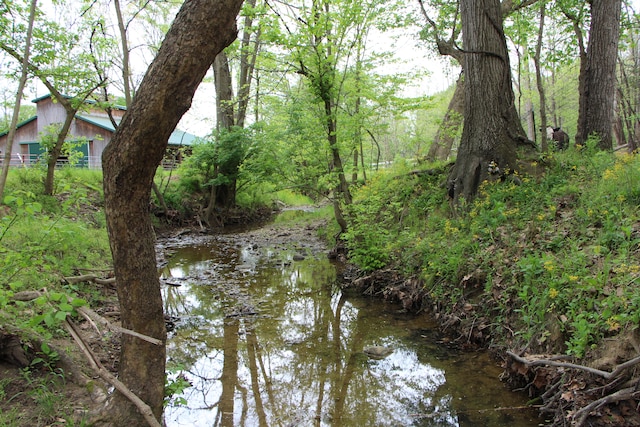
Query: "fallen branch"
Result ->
[[64, 318, 161, 427], [64, 274, 116, 285], [76, 306, 163, 346], [506, 351, 640, 380], [10, 290, 162, 346], [457, 404, 542, 414]]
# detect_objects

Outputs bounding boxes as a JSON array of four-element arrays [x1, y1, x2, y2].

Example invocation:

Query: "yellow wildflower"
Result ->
[[544, 260, 555, 272]]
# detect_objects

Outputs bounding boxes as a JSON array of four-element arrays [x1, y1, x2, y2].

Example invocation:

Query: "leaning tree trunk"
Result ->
[[447, 0, 529, 202], [534, 1, 549, 152], [575, 0, 622, 150], [101, 0, 243, 424], [427, 73, 464, 161]]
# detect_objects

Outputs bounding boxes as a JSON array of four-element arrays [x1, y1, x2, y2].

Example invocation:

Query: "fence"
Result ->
[[0, 154, 103, 169], [0, 154, 180, 170]]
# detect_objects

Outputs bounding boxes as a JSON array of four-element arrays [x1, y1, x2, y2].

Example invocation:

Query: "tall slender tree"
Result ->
[[0, 0, 37, 203]]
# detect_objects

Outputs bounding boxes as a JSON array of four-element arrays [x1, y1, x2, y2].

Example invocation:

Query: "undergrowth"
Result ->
[[0, 167, 111, 353], [343, 147, 640, 358]]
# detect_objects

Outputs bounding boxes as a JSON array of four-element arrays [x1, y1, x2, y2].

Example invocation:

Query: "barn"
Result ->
[[0, 94, 199, 169]]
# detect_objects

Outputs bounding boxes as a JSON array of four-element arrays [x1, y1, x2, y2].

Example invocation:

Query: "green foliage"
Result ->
[[0, 169, 110, 343], [164, 364, 191, 408], [344, 149, 640, 358], [38, 124, 90, 167]]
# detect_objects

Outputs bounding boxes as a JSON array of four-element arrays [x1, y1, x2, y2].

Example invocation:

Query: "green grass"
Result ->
[[1, 168, 111, 340]]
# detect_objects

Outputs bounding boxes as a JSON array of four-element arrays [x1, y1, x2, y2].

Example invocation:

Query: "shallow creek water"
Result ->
[[160, 217, 540, 427]]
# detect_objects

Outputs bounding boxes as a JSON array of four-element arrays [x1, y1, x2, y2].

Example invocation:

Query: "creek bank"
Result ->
[[340, 264, 640, 427]]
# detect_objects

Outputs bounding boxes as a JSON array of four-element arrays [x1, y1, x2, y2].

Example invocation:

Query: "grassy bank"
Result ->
[[0, 167, 111, 426], [340, 146, 640, 424]]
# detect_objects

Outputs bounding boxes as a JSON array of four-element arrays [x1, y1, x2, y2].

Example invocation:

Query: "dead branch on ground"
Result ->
[[64, 318, 161, 427], [10, 290, 163, 346], [64, 274, 116, 285]]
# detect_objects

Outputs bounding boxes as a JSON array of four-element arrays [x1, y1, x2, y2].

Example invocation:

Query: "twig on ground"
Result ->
[[64, 318, 162, 427], [77, 306, 163, 346]]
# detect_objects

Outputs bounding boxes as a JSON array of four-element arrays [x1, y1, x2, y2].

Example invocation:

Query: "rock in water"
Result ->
[[363, 345, 394, 360]]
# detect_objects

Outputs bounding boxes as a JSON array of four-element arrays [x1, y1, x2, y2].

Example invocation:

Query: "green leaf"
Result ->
[[70, 298, 87, 307], [49, 292, 64, 302], [29, 314, 45, 326], [44, 313, 56, 327], [59, 302, 74, 312]]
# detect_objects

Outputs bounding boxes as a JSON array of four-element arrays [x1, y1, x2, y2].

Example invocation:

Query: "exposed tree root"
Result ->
[[506, 351, 640, 426]]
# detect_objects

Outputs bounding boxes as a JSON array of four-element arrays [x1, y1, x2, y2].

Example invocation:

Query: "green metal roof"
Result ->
[[32, 93, 127, 111], [76, 114, 198, 146], [0, 116, 37, 137], [2, 94, 199, 146]]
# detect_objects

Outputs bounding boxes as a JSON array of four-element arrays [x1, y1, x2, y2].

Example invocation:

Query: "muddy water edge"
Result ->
[[157, 212, 540, 427]]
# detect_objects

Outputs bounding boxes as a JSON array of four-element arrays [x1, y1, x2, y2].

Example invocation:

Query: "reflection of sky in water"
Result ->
[[162, 241, 539, 427]]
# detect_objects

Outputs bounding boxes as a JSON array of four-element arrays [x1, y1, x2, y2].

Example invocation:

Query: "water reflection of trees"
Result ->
[[163, 248, 454, 427]]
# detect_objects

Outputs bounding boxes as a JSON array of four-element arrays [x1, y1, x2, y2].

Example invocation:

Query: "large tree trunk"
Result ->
[[575, 0, 622, 150], [426, 73, 464, 161], [447, 0, 529, 202], [101, 0, 242, 424]]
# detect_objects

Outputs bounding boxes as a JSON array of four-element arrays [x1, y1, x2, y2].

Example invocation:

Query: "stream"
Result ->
[[159, 213, 540, 427]]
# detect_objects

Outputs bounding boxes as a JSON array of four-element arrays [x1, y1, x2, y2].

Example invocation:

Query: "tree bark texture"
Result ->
[[426, 73, 464, 161], [101, 0, 243, 424], [447, 0, 527, 202], [575, 0, 622, 150]]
